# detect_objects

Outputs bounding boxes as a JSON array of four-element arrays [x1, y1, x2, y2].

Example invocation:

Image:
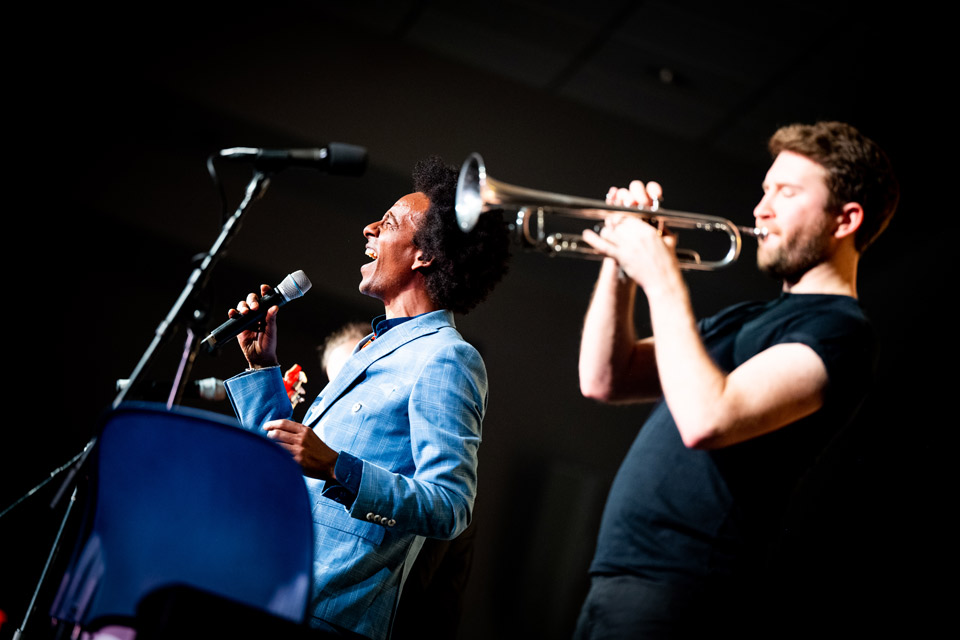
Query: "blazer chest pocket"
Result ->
[[313, 497, 385, 546]]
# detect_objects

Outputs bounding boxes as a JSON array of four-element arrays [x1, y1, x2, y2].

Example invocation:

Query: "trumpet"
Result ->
[[455, 153, 767, 271]]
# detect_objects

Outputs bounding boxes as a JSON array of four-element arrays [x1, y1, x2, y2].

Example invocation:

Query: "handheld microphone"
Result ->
[[202, 270, 312, 352], [218, 143, 367, 176]]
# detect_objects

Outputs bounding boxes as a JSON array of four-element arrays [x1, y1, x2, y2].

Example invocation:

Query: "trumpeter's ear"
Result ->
[[834, 202, 863, 241]]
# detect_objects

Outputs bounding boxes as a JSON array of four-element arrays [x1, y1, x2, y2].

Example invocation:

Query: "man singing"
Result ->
[[223, 157, 509, 639], [574, 122, 899, 637]]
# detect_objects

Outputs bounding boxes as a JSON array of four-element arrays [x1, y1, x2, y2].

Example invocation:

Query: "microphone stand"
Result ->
[[10, 170, 272, 640], [114, 169, 271, 408]]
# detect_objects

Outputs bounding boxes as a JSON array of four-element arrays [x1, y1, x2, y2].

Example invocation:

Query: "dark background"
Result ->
[[2, 2, 946, 638]]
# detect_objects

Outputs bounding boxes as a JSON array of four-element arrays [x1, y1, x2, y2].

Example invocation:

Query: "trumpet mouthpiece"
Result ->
[[739, 226, 768, 240]]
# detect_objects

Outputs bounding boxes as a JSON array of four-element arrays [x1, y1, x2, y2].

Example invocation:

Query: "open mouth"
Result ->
[[365, 248, 379, 260]]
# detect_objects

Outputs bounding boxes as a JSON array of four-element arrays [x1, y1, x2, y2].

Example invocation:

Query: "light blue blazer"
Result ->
[[224, 310, 486, 640]]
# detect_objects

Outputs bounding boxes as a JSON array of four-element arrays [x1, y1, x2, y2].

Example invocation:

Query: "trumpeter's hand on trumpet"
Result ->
[[581, 180, 685, 295], [605, 179, 663, 210]]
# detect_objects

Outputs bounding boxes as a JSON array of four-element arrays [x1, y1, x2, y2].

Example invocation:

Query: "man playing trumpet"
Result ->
[[574, 122, 899, 637]]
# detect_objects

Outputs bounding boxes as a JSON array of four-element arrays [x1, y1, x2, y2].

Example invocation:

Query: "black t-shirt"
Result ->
[[589, 293, 877, 586]]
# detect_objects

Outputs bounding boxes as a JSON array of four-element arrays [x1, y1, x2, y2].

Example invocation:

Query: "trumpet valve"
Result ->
[[546, 233, 583, 253]]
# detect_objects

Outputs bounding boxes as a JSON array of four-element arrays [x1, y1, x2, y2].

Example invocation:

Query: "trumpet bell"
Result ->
[[455, 153, 486, 233]]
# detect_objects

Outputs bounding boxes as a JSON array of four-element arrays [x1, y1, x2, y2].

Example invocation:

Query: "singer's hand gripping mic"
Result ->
[[202, 270, 312, 352]]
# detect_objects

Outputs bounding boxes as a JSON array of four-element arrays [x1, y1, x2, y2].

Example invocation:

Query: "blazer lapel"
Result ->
[[303, 310, 455, 427]]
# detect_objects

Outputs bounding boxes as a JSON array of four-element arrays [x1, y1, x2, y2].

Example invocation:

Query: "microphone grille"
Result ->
[[327, 142, 368, 176], [277, 270, 312, 302]]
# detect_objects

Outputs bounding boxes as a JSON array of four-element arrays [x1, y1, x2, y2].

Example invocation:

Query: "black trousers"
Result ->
[[573, 574, 761, 639]]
